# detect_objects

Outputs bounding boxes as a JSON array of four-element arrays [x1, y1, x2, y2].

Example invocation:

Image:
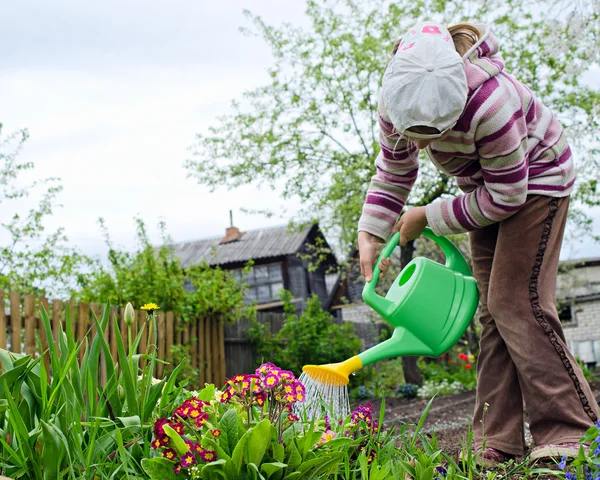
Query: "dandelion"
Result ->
[[162, 448, 177, 460], [140, 303, 160, 313]]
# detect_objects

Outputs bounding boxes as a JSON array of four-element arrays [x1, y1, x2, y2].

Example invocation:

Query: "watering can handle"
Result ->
[[421, 228, 473, 277], [362, 227, 473, 316]]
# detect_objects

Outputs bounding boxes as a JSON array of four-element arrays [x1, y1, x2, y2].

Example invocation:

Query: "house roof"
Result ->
[[171, 224, 315, 268]]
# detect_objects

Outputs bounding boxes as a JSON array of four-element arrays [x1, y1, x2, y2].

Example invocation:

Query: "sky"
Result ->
[[1, 0, 599, 263]]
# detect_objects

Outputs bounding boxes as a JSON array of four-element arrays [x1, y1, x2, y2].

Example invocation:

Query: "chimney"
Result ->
[[219, 210, 244, 244]]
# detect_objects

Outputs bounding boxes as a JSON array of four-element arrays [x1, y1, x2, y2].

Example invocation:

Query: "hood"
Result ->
[[463, 25, 505, 94]]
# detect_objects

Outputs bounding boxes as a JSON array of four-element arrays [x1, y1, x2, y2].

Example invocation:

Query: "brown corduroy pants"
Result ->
[[469, 195, 599, 456]]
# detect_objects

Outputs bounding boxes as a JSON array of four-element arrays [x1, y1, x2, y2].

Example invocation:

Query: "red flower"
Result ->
[[195, 412, 209, 428], [458, 353, 469, 361], [153, 418, 169, 437], [465, 364, 472, 370], [151, 436, 168, 450], [162, 448, 177, 460], [200, 449, 217, 463], [169, 421, 184, 435], [212, 429, 221, 437], [181, 451, 196, 467]]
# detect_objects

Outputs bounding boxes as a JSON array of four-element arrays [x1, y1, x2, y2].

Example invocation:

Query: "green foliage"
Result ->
[[248, 291, 361, 376], [188, 0, 600, 250], [75, 217, 255, 324], [418, 355, 477, 393], [0, 123, 90, 297], [0, 305, 185, 479]]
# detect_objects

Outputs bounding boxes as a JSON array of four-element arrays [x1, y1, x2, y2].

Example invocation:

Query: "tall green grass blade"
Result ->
[[114, 316, 139, 417]]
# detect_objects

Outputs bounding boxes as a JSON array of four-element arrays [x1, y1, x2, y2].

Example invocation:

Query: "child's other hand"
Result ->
[[394, 207, 428, 246], [358, 231, 389, 282]]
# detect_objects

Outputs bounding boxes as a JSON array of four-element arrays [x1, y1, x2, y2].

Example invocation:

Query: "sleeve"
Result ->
[[425, 92, 529, 236], [357, 95, 419, 241]]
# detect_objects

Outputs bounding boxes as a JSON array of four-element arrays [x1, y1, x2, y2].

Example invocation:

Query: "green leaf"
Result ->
[[218, 408, 244, 456], [113, 316, 139, 417], [163, 424, 190, 457], [299, 452, 344, 479], [41, 420, 65, 480], [141, 457, 179, 480], [197, 383, 215, 402], [272, 441, 285, 463], [248, 462, 267, 480], [248, 418, 272, 466], [285, 439, 302, 471], [231, 426, 251, 475], [200, 459, 228, 480], [260, 461, 287, 478]]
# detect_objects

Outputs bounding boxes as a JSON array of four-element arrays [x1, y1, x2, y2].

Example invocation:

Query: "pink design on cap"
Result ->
[[401, 42, 415, 51], [422, 25, 442, 34]]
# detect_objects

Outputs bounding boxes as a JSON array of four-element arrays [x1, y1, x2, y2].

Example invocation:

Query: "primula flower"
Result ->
[[255, 392, 267, 407], [211, 429, 221, 437], [256, 362, 277, 375], [195, 412, 209, 428], [169, 421, 185, 435], [287, 413, 299, 422], [264, 373, 280, 389], [173, 463, 182, 474], [152, 436, 168, 449], [162, 448, 177, 460], [181, 452, 196, 467], [279, 370, 294, 381], [200, 449, 217, 462], [318, 429, 336, 445], [153, 418, 169, 437]]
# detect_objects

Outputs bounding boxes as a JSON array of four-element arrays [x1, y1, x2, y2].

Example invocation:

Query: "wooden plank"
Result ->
[[204, 317, 212, 384], [39, 297, 51, 375], [90, 303, 105, 385], [10, 291, 21, 353], [110, 306, 118, 362], [52, 300, 62, 355], [157, 312, 166, 378], [119, 307, 129, 357], [218, 317, 226, 387], [0, 291, 6, 350], [190, 320, 197, 388], [24, 295, 36, 356], [211, 317, 220, 387], [166, 312, 174, 365], [198, 318, 205, 387], [78, 302, 88, 362]]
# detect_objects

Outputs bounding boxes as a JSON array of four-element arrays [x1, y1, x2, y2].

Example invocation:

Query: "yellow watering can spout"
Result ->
[[302, 356, 363, 386]]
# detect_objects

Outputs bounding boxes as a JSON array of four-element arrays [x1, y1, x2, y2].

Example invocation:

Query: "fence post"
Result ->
[[218, 317, 226, 388], [157, 312, 166, 378], [190, 320, 197, 388], [10, 291, 21, 354], [198, 318, 205, 388], [166, 312, 174, 366], [78, 302, 89, 362], [0, 291, 6, 350]]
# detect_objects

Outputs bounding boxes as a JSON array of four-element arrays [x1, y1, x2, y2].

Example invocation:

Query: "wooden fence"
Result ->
[[0, 291, 226, 388]]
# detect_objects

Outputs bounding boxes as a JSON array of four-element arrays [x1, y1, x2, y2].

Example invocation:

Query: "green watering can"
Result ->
[[302, 227, 479, 385]]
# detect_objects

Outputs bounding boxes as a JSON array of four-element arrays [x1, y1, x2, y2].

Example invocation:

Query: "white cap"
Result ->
[[382, 21, 468, 139]]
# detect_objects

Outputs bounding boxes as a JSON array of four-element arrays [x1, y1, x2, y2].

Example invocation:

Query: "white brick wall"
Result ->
[[563, 299, 600, 363]]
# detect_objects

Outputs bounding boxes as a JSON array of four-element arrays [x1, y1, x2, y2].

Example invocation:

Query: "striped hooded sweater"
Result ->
[[358, 25, 575, 240]]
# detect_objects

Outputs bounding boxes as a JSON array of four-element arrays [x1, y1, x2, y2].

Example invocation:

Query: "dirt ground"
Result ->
[[364, 379, 600, 478]]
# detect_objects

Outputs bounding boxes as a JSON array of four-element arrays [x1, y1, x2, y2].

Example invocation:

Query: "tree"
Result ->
[[0, 123, 88, 297], [187, 0, 600, 251]]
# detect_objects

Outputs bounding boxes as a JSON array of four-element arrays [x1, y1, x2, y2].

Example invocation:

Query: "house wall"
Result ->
[[285, 255, 308, 307], [564, 297, 600, 365]]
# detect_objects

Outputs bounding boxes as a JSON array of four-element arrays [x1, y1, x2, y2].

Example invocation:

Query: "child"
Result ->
[[358, 21, 599, 464]]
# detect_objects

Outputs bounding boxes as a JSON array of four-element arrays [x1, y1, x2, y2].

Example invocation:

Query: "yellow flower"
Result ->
[[140, 303, 160, 313]]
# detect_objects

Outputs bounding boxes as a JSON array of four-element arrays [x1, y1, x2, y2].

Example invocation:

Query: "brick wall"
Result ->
[[563, 299, 600, 364]]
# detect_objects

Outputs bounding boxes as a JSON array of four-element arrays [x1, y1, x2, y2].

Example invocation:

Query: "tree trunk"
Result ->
[[399, 240, 423, 386]]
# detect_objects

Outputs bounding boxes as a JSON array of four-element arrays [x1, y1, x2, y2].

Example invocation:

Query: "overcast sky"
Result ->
[[1, 0, 598, 262]]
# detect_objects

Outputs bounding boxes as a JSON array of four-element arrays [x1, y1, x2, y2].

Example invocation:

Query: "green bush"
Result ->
[[248, 291, 361, 377]]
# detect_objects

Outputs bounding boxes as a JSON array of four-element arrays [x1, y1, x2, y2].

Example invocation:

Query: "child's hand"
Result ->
[[394, 207, 428, 246], [358, 231, 390, 282]]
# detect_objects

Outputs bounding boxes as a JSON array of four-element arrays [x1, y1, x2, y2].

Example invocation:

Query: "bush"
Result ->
[[248, 291, 361, 377]]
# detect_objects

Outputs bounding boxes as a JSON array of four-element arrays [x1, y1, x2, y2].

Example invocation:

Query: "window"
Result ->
[[231, 263, 285, 304], [558, 303, 575, 327]]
